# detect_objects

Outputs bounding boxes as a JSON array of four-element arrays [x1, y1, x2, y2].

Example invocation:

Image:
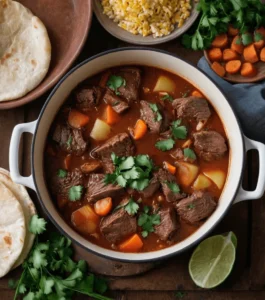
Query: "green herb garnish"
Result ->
[[155, 138, 175, 152], [107, 75, 126, 95], [254, 32, 264, 42], [66, 136, 72, 148], [182, 0, 265, 50], [149, 103, 163, 122], [104, 154, 154, 191], [124, 198, 139, 216], [165, 181, 180, 194], [241, 33, 253, 45], [9, 215, 111, 300], [57, 169, 67, 178], [69, 185, 83, 201], [138, 206, 161, 238], [183, 148, 196, 160], [171, 120, 188, 140], [161, 94, 174, 102], [187, 203, 195, 210]]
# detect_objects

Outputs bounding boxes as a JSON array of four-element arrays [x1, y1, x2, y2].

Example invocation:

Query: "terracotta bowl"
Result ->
[[0, 0, 92, 110]]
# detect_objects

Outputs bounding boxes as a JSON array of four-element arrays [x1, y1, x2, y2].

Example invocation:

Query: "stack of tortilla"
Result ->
[[0, 168, 36, 278], [0, 0, 51, 102]]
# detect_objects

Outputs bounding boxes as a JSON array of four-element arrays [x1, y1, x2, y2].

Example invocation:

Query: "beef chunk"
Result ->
[[75, 86, 104, 111], [140, 101, 170, 134], [176, 190, 217, 224], [193, 131, 227, 161], [173, 97, 211, 122], [93, 133, 135, 173], [52, 124, 88, 156], [51, 168, 83, 199], [103, 89, 129, 114], [86, 174, 124, 203], [100, 207, 137, 244], [80, 160, 102, 174], [140, 174, 160, 198], [171, 148, 196, 163], [115, 67, 141, 102], [158, 169, 186, 202], [155, 207, 179, 242]]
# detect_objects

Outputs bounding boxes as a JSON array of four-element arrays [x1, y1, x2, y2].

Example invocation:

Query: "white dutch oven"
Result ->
[[9, 48, 265, 262]]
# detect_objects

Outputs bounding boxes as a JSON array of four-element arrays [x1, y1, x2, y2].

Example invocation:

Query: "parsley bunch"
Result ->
[[155, 120, 187, 152], [104, 153, 154, 191], [9, 216, 111, 300], [182, 0, 265, 50]]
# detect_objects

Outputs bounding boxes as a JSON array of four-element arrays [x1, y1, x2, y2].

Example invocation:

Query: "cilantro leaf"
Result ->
[[107, 75, 126, 95], [183, 148, 196, 160], [29, 215, 47, 234], [69, 185, 83, 201], [161, 94, 174, 102], [124, 198, 139, 216], [171, 120, 187, 140], [8, 279, 18, 289], [119, 156, 134, 170], [40, 276, 55, 295], [138, 207, 161, 237], [254, 32, 264, 42], [66, 136, 72, 148], [135, 155, 153, 170], [116, 175, 127, 187], [32, 248, 48, 269], [241, 33, 253, 45], [94, 277, 108, 294], [166, 181, 180, 194], [23, 292, 35, 300], [57, 169, 67, 178], [149, 103, 163, 122], [129, 178, 149, 191], [155, 138, 175, 151], [18, 283, 27, 294]]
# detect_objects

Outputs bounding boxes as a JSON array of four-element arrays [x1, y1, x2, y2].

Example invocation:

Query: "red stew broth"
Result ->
[[44, 66, 229, 253]]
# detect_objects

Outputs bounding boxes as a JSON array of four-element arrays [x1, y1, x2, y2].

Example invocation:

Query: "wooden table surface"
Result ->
[[1, 17, 265, 300]]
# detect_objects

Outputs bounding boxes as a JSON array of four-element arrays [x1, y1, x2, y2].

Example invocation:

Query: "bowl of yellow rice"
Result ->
[[93, 0, 199, 45]]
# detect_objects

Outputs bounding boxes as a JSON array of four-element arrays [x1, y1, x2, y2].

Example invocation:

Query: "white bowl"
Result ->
[[93, 0, 199, 45], [9, 48, 265, 262]]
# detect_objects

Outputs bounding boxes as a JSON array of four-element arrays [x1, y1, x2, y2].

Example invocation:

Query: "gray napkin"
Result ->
[[198, 57, 265, 143]]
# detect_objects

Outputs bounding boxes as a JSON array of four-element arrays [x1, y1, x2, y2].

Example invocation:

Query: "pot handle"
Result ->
[[9, 121, 37, 191], [234, 135, 265, 204]]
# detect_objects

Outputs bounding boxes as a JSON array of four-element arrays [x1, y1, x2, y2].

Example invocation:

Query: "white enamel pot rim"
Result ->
[[9, 48, 265, 263]]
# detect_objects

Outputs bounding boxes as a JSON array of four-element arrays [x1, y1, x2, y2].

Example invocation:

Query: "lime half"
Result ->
[[189, 232, 237, 289]]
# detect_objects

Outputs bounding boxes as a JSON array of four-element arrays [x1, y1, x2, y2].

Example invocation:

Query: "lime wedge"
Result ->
[[189, 232, 237, 289]]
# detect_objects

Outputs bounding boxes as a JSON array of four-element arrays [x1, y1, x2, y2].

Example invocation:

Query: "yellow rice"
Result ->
[[101, 0, 193, 38]]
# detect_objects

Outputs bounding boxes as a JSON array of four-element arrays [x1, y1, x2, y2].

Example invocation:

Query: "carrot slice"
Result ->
[[243, 44, 259, 63], [133, 119, 148, 140], [225, 60, 242, 74], [223, 49, 239, 61], [119, 234, 143, 253], [64, 154, 72, 170], [68, 109, 89, 129], [211, 34, 228, 48], [164, 161, 176, 175], [228, 25, 239, 36], [208, 48, 222, 62], [94, 197, 113, 216], [260, 47, 265, 62], [71, 205, 99, 234], [231, 35, 244, 54], [106, 105, 120, 125], [254, 39, 265, 50], [191, 90, 203, 98], [241, 62, 257, 77], [211, 62, 226, 77]]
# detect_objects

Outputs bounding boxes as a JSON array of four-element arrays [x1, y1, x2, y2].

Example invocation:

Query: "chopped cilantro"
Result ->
[[171, 120, 187, 140], [107, 75, 126, 95], [124, 198, 139, 216], [29, 215, 47, 234], [183, 148, 196, 160], [187, 203, 195, 210], [166, 181, 180, 194], [57, 169, 67, 178], [161, 94, 174, 102], [149, 103, 163, 122], [155, 138, 175, 151], [138, 206, 161, 238], [66, 135, 72, 148], [254, 32, 264, 42], [69, 185, 83, 201], [235, 37, 242, 45]]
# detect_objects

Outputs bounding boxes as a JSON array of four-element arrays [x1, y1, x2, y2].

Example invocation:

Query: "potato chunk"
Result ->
[[154, 76, 176, 93], [71, 205, 99, 234], [177, 162, 199, 186], [204, 170, 226, 189], [193, 174, 212, 190], [90, 119, 111, 141]]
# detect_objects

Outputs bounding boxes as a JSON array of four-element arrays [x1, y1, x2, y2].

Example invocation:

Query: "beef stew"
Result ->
[[44, 66, 229, 253]]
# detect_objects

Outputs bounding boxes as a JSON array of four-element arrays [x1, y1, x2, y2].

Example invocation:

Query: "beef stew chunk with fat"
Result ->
[[45, 66, 229, 253]]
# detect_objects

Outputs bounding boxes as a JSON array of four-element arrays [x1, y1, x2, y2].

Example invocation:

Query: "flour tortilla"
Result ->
[[0, 0, 51, 101], [0, 181, 25, 278], [0, 168, 36, 269]]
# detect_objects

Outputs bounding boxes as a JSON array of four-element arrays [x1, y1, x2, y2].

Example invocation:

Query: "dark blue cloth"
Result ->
[[198, 57, 265, 143]]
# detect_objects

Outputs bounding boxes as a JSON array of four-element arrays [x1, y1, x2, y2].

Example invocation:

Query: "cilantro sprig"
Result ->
[[104, 153, 154, 191], [182, 0, 265, 50], [138, 206, 161, 238], [107, 75, 126, 95], [69, 185, 83, 202], [115, 197, 139, 216], [183, 148, 196, 160], [9, 215, 111, 300], [149, 103, 163, 122], [161, 94, 174, 103]]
